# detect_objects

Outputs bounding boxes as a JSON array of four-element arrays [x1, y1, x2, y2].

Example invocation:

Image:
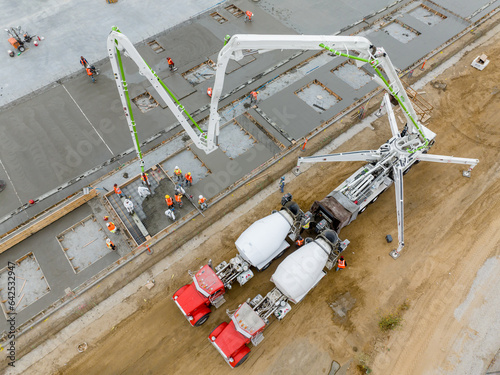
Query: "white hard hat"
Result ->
[[199, 195, 203, 199], [106, 238, 111, 244], [175, 166, 179, 169]]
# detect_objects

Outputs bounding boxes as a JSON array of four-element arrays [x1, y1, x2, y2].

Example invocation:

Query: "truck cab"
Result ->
[[209, 302, 266, 368], [173, 265, 225, 326]]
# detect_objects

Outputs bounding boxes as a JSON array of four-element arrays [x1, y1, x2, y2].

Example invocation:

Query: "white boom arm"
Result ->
[[107, 29, 213, 153], [207, 34, 423, 152]]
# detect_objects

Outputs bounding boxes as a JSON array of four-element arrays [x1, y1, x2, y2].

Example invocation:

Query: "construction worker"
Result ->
[[198, 195, 207, 210], [123, 198, 135, 215], [250, 91, 258, 104], [175, 184, 185, 196], [175, 192, 183, 208], [245, 10, 253, 22], [167, 57, 176, 71], [224, 34, 231, 46], [137, 186, 151, 199], [295, 236, 304, 247], [141, 173, 150, 186], [106, 222, 119, 234], [165, 194, 174, 209], [106, 238, 116, 251], [80, 56, 88, 68], [336, 256, 346, 272], [279, 176, 285, 193], [113, 184, 123, 197], [165, 208, 175, 221], [174, 166, 182, 182], [207, 87, 212, 97], [185, 172, 193, 187]]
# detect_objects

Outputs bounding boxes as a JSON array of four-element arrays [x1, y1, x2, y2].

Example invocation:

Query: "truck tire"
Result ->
[[234, 353, 250, 368], [259, 262, 271, 271], [194, 313, 210, 327], [18, 45, 25, 52]]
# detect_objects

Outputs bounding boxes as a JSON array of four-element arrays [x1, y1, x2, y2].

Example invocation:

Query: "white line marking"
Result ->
[[0, 157, 25, 208], [62, 84, 114, 155]]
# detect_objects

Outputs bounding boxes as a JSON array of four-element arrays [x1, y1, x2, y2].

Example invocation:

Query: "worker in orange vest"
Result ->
[[245, 10, 253, 22], [250, 91, 258, 104], [174, 166, 182, 182], [165, 195, 174, 209], [167, 57, 176, 71], [198, 195, 207, 210], [207, 87, 213, 97], [174, 192, 183, 208], [141, 173, 150, 186], [113, 184, 123, 197], [336, 256, 346, 272], [106, 222, 118, 233], [185, 172, 193, 187], [295, 236, 304, 247], [106, 238, 116, 251]]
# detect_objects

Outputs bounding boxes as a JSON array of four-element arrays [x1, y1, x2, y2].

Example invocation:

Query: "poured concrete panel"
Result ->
[[383, 21, 421, 43], [183, 62, 216, 85], [219, 122, 257, 159], [58, 216, 110, 274], [431, 0, 495, 18], [295, 81, 342, 113], [332, 64, 372, 90], [160, 149, 210, 184], [0, 253, 50, 316], [410, 5, 447, 26]]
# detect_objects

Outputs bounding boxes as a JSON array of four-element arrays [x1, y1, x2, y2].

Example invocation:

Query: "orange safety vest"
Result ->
[[246, 11, 253, 19], [337, 259, 346, 269], [107, 222, 116, 232], [296, 238, 304, 247], [167, 58, 173, 65], [175, 194, 182, 203], [106, 240, 115, 249], [185, 173, 192, 182], [198, 197, 206, 204], [251, 91, 257, 99], [165, 197, 173, 206], [141, 174, 148, 183], [207, 87, 212, 97], [174, 168, 182, 176], [86, 67, 93, 76], [114, 186, 122, 195]]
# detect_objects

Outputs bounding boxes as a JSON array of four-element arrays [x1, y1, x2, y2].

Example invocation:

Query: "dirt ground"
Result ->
[[36, 29, 500, 375]]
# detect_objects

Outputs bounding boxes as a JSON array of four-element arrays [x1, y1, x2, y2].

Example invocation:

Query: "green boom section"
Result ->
[[319, 43, 429, 152]]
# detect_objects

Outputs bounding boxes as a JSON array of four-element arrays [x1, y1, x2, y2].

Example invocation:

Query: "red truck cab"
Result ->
[[173, 265, 225, 326], [209, 302, 266, 367]]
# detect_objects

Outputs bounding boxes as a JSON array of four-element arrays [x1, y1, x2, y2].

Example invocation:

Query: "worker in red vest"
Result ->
[[113, 184, 123, 197], [295, 236, 304, 247], [175, 192, 183, 208], [245, 10, 253, 22], [167, 57, 176, 71], [165, 195, 174, 209], [185, 172, 193, 187], [106, 238, 116, 251], [141, 173, 150, 186], [106, 222, 118, 233], [198, 195, 207, 210], [250, 91, 258, 104], [336, 256, 346, 272], [207, 87, 212, 97]]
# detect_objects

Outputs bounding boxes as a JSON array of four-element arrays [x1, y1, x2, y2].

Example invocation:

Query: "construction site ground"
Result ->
[[11, 19, 500, 375]]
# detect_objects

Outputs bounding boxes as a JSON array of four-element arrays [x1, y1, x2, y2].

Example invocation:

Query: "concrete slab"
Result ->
[[332, 63, 372, 91], [218, 121, 257, 159], [0, 204, 120, 332], [432, 0, 495, 18], [58, 215, 111, 274], [0, 0, 228, 108], [0, 253, 50, 316]]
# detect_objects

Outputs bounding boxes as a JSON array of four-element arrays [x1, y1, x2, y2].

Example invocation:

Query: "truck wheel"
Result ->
[[275, 250, 286, 258], [259, 262, 271, 271], [18, 45, 25, 52], [372, 195, 378, 203], [359, 206, 367, 214], [194, 313, 210, 327], [234, 353, 250, 368]]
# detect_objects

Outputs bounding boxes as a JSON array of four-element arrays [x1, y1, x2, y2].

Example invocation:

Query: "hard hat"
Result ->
[[165, 195, 170, 199], [106, 222, 111, 227], [188, 172, 191, 175], [199, 195, 203, 199], [175, 166, 179, 169], [225, 34, 230, 39], [106, 238, 111, 244]]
